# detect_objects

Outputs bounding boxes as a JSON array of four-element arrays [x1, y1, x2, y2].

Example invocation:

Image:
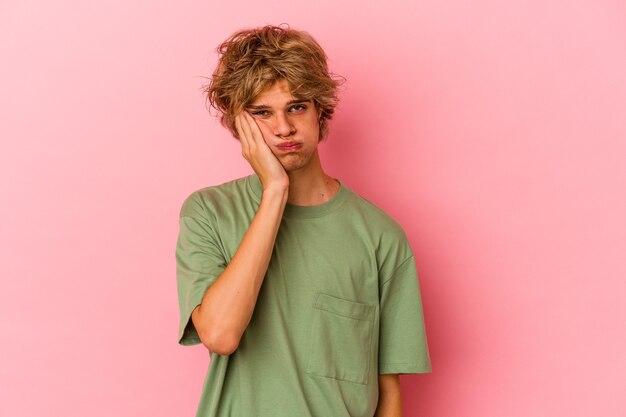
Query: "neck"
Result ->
[[286, 151, 339, 206]]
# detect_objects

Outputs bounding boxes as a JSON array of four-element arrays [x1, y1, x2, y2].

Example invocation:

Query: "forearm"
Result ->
[[374, 392, 403, 417], [192, 185, 288, 354], [374, 374, 403, 417]]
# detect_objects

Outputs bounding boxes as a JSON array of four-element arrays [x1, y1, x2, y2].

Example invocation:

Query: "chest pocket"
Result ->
[[306, 292, 375, 385]]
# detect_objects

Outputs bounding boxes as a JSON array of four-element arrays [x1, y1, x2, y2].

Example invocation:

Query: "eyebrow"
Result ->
[[245, 99, 311, 110]]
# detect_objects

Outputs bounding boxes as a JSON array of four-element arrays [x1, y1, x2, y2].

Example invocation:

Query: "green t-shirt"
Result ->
[[176, 174, 431, 417]]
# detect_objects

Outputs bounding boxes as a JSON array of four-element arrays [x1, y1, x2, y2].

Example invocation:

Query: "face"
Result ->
[[245, 79, 321, 172]]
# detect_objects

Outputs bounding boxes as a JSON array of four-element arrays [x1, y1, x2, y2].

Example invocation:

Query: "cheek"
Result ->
[[302, 114, 320, 133]]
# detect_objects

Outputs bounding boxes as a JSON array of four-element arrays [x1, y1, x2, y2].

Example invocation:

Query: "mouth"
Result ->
[[277, 142, 302, 152]]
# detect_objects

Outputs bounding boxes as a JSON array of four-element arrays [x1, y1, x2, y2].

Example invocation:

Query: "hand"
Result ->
[[235, 111, 289, 192]]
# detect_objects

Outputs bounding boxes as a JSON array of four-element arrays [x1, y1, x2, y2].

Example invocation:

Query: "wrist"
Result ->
[[262, 184, 289, 203]]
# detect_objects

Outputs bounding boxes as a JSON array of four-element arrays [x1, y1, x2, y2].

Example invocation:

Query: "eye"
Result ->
[[249, 104, 307, 117], [289, 104, 307, 112]]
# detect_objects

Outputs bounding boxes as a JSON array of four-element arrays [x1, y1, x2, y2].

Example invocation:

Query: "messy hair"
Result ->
[[203, 24, 345, 141]]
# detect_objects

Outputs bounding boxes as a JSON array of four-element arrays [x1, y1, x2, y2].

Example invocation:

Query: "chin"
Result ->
[[279, 156, 309, 172], [281, 161, 308, 172], [282, 165, 302, 173]]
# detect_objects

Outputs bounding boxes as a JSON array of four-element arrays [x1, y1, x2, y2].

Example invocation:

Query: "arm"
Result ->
[[191, 112, 289, 355], [374, 374, 403, 417]]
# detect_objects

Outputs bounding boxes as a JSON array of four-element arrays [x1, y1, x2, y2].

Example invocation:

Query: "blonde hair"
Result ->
[[203, 24, 345, 141]]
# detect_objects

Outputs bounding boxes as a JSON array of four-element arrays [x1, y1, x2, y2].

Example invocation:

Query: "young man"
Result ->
[[176, 25, 431, 417]]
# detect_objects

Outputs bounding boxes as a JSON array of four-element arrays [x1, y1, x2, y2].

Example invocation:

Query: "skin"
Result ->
[[240, 78, 339, 204], [375, 374, 403, 417], [192, 78, 402, 415]]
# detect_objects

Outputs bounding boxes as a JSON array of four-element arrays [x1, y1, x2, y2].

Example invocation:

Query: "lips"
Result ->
[[277, 142, 302, 151]]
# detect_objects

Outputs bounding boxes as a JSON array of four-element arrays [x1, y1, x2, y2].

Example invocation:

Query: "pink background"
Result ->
[[1, 1, 625, 416]]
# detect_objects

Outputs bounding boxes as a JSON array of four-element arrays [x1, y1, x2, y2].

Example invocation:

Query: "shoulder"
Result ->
[[179, 175, 251, 218], [342, 186, 415, 276], [344, 186, 409, 241]]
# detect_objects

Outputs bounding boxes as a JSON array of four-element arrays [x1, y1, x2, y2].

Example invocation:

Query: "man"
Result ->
[[176, 24, 431, 417]]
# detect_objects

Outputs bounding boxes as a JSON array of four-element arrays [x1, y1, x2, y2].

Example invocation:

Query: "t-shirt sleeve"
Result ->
[[378, 255, 432, 374], [175, 193, 227, 346]]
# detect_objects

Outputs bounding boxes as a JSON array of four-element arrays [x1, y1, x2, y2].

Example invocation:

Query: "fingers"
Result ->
[[234, 112, 288, 188], [235, 113, 251, 158], [244, 112, 273, 145], [236, 111, 278, 163]]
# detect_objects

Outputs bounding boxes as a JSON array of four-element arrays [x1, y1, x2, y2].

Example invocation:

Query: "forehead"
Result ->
[[250, 79, 298, 105]]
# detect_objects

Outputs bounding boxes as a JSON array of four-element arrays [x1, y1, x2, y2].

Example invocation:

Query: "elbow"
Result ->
[[198, 328, 240, 356], [192, 306, 240, 355]]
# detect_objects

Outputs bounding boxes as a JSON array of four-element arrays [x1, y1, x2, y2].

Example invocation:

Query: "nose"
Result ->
[[273, 112, 296, 137]]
